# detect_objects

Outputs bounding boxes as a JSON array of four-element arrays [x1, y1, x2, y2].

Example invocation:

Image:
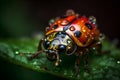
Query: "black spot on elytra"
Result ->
[[52, 24, 58, 29], [74, 30, 81, 37], [85, 23, 92, 30]]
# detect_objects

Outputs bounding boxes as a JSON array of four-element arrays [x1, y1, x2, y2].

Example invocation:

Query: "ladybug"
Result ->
[[30, 9, 103, 76]]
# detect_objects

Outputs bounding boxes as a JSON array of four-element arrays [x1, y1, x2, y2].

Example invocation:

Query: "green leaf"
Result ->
[[0, 38, 120, 80]]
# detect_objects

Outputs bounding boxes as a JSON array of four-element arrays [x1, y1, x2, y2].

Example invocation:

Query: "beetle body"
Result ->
[[31, 10, 102, 76]]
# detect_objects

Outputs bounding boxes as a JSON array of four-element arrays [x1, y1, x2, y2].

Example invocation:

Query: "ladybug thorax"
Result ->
[[44, 32, 77, 55]]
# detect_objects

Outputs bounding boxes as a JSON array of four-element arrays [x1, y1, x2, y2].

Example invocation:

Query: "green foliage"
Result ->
[[0, 38, 120, 80]]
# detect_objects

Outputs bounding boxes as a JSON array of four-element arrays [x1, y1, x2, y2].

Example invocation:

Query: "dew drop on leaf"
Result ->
[[33, 61, 37, 65], [117, 61, 120, 64], [63, 70, 67, 75], [15, 51, 19, 54]]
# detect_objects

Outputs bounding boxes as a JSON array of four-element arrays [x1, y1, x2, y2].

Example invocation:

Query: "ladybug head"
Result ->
[[43, 31, 77, 61]]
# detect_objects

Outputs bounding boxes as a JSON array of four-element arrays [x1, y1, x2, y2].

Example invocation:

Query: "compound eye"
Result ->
[[58, 45, 66, 52], [44, 41, 50, 49]]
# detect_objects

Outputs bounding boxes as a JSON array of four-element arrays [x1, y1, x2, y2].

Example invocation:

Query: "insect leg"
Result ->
[[74, 51, 82, 76], [29, 39, 44, 59], [84, 51, 90, 73], [37, 39, 44, 51], [55, 53, 60, 66]]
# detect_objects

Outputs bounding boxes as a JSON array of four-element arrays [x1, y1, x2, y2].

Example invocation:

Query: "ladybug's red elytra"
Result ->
[[30, 9, 103, 76]]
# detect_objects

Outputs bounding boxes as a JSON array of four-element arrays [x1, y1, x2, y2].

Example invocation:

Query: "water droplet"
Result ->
[[105, 66, 108, 69], [63, 70, 67, 75], [83, 72, 89, 77], [69, 71, 73, 77], [93, 68, 96, 71], [77, 74, 80, 79], [61, 20, 68, 26], [69, 26, 75, 31], [117, 61, 120, 64], [49, 19, 55, 25], [33, 61, 37, 65], [66, 9, 75, 16], [34, 66, 40, 69], [15, 51, 19, 54], [92, 47, 96, 50]]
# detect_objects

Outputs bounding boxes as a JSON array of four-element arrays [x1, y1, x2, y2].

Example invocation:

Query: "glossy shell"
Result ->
[[46, 14, 100, 47]]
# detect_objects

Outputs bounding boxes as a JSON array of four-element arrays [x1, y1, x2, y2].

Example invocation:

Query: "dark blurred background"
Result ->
[[0, 0, 119, 80], [0, 0, 120, 40]]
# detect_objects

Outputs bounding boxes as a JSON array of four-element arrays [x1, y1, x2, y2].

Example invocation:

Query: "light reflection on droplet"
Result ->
[[77, 74, 80, 79], [33, 61, 37, 65], [34, 66, 40, 69], [117, 61, 120, 64], [105, 66, 108, 69], [15, 51, 19, 54], [69, 71, 73, 77], [63, 70, 67, 75], [92, 47, 96, 50], [93, 68, 96, 71]]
